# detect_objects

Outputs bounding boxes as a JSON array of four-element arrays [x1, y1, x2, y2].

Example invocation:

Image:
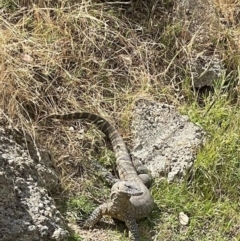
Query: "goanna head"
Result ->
[[110, 181, 143, 200]]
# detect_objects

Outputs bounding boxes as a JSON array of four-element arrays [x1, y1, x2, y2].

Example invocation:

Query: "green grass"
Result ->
[[150, 86, 240, 240]]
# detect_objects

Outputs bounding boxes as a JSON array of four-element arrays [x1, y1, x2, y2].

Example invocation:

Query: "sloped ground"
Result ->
[[0, 0, 240, 240]]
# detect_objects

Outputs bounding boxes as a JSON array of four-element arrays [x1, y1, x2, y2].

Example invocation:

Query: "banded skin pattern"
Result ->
[[48, 112, 154, 241]]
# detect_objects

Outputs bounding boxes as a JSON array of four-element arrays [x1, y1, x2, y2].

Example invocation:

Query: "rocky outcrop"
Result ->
[[0, 127, 69, 241]]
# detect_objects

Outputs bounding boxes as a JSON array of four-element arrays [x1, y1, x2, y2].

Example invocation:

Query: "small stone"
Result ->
[[179, 212, 189, 225]]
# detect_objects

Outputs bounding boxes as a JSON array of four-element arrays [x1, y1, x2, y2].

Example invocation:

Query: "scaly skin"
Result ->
[[48, 112, 154, 241]]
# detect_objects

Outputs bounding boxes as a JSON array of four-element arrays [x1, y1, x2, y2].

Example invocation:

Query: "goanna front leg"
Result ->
[[83, 203, 110, 228], [124, 215, 140, 241]]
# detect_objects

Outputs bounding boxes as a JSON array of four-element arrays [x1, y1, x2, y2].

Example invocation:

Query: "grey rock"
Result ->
[[0, 128, 69, 241], [131, 100, 205, 182]]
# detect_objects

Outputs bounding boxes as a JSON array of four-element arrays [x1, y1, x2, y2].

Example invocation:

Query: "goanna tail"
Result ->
[[47, 112, 137, 180]]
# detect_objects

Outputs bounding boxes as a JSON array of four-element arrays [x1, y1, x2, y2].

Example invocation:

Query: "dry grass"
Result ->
[[0, 0, 177, 190], [214, 0, 240, 66], [0, 0, 240, 240]]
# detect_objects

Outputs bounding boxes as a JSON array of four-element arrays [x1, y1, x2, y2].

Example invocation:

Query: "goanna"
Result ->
[[48, 112, 154, 241]]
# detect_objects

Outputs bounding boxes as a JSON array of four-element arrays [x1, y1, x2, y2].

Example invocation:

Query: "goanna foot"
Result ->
[[82, 203, 110, 229], [124, 215, 141, 241]]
